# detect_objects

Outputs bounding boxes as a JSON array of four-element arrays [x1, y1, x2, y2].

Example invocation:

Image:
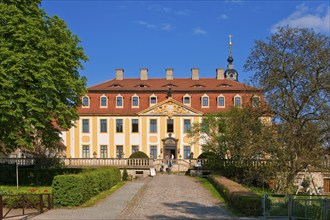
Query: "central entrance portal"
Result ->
[[162, 134, 178, 161]]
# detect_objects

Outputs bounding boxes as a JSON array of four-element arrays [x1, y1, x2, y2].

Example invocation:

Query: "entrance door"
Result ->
[[164, 146, 176, 161]]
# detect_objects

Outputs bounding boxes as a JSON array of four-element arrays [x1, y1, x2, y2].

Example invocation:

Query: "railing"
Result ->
[[0, 193, 52, 220], [64, 158, 154, 167], [0, 158, 34, 166], [262, 194, 330, 220]]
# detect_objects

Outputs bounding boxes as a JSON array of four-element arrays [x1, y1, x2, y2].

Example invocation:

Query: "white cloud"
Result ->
[[218, 14, 229, 20], [272, 4, 330, 33], [193, 27, 207, 35], [162, 24, 174, 31], [137, 21, 156, 29]]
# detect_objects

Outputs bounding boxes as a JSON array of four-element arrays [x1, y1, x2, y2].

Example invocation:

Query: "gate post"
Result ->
[[322, 199, 329, 220], [0, 195, 3, 220], [288, 195, 293, 220], [39, 194, 44, 213]]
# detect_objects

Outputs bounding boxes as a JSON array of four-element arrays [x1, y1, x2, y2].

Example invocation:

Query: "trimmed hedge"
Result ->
[[52, 167, 121, 207], [129, 151, 149, 158], [208, 175, 262, 216]]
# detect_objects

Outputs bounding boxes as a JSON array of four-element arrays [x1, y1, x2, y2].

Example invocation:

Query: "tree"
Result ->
[[0, 0, 87, 154], [244, 26, 330, 192], [189, 106, 279, 186]]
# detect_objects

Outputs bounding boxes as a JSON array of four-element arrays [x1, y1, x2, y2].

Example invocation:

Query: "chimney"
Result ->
[[140, 68, 148, 80], [191, 68, 199, 80], [165, 68, 173, 80], [216, 68, 225, 80], [116, 69, 124, 80]]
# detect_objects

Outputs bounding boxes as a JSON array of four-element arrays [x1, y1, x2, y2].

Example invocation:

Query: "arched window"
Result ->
[[201, 94, 209, 108], [234, 95, 242, 107], [132, 94, 139, 108], [100, 95, 107, 108], [183, 94, 191, 106], [116, 95, 123, 108], [217, 95, 225, 108], [252, 96, 260, 107], [82, 96, 89, 108], [150, 94, 157, 106]]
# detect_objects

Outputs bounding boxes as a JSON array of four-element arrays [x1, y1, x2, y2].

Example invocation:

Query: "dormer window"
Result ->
[[252, 96, 260, 107], [201, 94, 209, 108], [183, 94, 191, 106], [100, 95, 107, 108], [192, 84, 205, 88], [132, 95, 139, 108], [218, 83, 232, 87], [116, 95, 123, 108], [136, 84, 149, 88], [234, 95, 242, 107], [150, 94, 157, 106], [217, 95, 225, 108], [109, 84, 123, 88], [82, 96, 90, 108]]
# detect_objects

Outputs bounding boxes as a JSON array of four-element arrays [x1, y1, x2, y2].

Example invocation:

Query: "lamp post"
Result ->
[[16, 154, 19, 189]]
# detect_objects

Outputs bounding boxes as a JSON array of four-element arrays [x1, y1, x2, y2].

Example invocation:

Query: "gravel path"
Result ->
[[30, 174, 237, 220], [118, 174, 236, 219]]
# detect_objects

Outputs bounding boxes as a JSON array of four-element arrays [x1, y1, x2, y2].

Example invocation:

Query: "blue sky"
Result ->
[[42, 0, 330, 87]]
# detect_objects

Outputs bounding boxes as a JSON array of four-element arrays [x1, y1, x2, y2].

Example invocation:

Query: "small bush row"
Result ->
[[208, 175, 262, 216], [52, 167, 121, 207]]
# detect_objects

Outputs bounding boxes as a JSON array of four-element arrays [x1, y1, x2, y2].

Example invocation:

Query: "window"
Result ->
[[116, 145, 123, 159], [116, 119, 123, 133], [82, 97, 89, 107], [218, 97, 225, 107], [132, 96, 139, 107], [234, 96, 241, 107], [252, 96, 260, 107], [82, 119, 89, 133], [167, 119, 174, 133], [132, 119, 139, 132], [202, 96, 209, 107], [82, 145, 89, 158], [116, 96, 123, 107], [184, 146, 191, 159], [150, 96, 157, 104], [183, 96, 190, 104], [100, 119, 107, 133], [100, 145, 107, 158], [150, 146, 157, 159], [150, 119, 157, 133], [100, 96, 107, 107], [131, 145, 139, 154], [183, 119, 191, 133]]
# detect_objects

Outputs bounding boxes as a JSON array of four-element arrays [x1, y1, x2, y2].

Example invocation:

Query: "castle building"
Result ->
[[61, 38, 267, 160]]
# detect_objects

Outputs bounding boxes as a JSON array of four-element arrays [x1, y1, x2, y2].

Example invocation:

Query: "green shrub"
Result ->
[[209, 175, 263, 216], [122, 168, 128, 181], [52, 167, 121, 207], [129, 151, 149, 158]]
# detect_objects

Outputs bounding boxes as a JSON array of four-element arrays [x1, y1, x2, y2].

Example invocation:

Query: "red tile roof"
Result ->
[[88, 78, 260, 92], [79, 77, 264, 116]]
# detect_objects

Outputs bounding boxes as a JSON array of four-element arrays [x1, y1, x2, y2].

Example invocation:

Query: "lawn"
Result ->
[[0, 185, 52, 195]]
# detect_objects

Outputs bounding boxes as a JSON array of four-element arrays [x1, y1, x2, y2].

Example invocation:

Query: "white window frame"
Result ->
[[131, 94, 139, 108], [116, 94, 123, 108], [201, 94, 209, 108], [100, 95, 108, 108], [217, 94, 225, 108], [82, 96, 90, 108], [183, 94, 191, 106], [234, 94, 242, 107]]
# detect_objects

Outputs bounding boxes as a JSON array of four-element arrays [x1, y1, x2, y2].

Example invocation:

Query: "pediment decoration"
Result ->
[[138, 99, 203, 116]]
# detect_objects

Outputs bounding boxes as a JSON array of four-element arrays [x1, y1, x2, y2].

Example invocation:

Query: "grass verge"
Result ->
[[0, 185, 52, 194], [194, 177, 243, 217], [79, 181, 126, 208]]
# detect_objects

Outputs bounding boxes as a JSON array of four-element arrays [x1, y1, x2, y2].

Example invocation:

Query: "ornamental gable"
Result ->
[[138, 99, 203, 117]]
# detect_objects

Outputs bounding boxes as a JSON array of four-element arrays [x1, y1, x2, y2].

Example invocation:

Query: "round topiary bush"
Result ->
[[197, 151, 216, 159], [129, 151, 149, 159]]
